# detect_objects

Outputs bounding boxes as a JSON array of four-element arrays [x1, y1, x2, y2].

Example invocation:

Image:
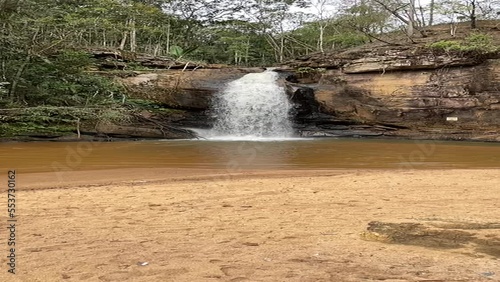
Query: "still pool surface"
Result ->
[[1, 138, 500, 173]]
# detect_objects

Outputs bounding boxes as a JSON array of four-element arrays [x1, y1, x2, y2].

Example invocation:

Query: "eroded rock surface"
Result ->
[[116, 31, 500, 141], [281, 43, 500, 140], [288, 45, 496, 73]]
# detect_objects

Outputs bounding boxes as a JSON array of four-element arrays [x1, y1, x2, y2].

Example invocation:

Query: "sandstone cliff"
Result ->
[[282, 21, 500, 141], [116, 21, 500, 141]]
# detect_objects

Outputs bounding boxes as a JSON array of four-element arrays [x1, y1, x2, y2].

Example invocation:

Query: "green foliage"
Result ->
[[296, 67, 326, 74], [98, 108, 131, 124], [169, 45, 199, 60], [125, 98, 181, 114], [1, 107, 127, 124], [428, 33, 498, 54], [338, 1, 392, 34], [466, 33, 494, 49], [428, 40, 463, 51], [2, 0, 378, 69], [328, 33, 368, 49], [0, 106, 131, 137], [3, 50, 125, 106], [169, 46, 184, 58], [0, 122, 76, 137]]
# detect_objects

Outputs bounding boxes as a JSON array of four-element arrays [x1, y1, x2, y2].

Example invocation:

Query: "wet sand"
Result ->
[[2, 168, 499, 281]]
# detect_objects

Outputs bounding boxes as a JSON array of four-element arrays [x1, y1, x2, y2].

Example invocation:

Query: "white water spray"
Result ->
[[208, 70, 294, 140]]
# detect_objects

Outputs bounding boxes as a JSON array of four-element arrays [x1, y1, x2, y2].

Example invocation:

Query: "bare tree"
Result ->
[[371, 0, 427, 37], [312, 0, 335, 53]]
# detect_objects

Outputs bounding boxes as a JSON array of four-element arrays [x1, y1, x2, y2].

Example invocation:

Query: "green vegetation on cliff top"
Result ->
[[428, 33, 500, 54]]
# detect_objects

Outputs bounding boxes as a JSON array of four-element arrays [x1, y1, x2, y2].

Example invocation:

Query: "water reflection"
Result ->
[[1, 139, 500, 173], [192, 140, 298, 170]]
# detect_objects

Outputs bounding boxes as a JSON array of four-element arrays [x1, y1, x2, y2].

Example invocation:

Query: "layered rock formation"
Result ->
[[282, 43, 500, 141], [117, 21, 500, 141]]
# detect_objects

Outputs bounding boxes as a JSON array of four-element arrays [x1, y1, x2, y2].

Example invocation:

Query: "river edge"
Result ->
[[2, 131, 500, 143], [3, 168, 499, 281]]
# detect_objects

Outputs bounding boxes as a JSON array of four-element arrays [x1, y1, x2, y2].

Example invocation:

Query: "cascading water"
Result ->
[[208, 70, 294, 140]]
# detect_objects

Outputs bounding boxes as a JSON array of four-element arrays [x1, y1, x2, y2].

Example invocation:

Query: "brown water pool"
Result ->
[[1, 138, 500, 173]]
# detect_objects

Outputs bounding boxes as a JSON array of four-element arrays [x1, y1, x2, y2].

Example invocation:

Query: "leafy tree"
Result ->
[[338, 0, 392, 39]]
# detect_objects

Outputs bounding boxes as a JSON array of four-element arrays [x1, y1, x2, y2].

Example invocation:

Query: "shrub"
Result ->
[[428, 40, 463, 51], [428, 33, 498, 54]]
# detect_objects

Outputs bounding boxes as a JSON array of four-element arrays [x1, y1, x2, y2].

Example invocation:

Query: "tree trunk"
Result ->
[[153, 44, 160, 56], [245, 38, 250, 65], [166, 23, 171, 54], [264, 34, 280, 63], [119, 30, 128, 50], [279, 36, 284, 63], [130, 17, 136, 53], [407, 0, 416, 37], [319, 24, 325, 53], [429, 0, 435, 26], [470, 0, 477, 29]]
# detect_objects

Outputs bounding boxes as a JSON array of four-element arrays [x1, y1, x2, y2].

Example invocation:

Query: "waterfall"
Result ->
[[208, 70, 294, 140]]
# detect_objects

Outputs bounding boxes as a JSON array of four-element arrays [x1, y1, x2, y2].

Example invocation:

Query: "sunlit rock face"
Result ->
[[281, 42, 500, 141]]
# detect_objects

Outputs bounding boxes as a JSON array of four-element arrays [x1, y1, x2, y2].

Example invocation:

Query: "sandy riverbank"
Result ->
[[2, 168, 499, 281]]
